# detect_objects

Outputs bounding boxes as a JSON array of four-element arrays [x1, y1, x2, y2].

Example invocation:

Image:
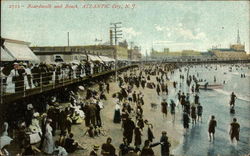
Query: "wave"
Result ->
[[232, 72, 250, 77], [214, 89, 250, 102]]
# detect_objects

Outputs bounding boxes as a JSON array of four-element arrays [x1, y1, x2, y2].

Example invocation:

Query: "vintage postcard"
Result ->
[[1, 0, 249, 156]]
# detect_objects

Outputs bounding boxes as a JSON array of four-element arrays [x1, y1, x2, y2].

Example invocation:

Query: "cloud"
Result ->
[[155, 25, 170, 32], [122, 27, 141, 39], [174, 26, 207, 40], [155, 23, 206, 41]]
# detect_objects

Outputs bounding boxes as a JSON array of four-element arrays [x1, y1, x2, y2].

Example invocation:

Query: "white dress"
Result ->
[[42, 124, 54, 154]]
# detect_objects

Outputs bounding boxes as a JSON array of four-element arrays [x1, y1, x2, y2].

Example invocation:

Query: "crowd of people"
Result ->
[[0, 62, 246, 156], [0, 60, 118, 94]]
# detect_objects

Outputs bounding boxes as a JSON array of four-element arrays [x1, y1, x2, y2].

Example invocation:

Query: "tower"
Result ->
[[237, 25, 241, 44]]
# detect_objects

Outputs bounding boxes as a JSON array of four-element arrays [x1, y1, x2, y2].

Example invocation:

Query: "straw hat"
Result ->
[[78, 86, 85, 91], [93, 145, 99, 150]]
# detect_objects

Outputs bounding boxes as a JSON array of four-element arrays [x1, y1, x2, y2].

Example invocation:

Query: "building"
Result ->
[[150, 48, 215, 62], [208, 27, 249, 61], [30, 45, 128, 63], [208, 43, 248, 61], [1, 38, 39, 62], [128, 46, 142, 61]]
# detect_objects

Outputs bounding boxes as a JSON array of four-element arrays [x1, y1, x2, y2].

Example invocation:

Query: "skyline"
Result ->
[[1, 1, 249, 55]]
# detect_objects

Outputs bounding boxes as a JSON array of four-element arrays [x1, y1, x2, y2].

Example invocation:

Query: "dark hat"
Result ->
[[162, 131, 167, 134]]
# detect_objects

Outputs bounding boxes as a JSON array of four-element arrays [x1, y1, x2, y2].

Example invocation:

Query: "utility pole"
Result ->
[[110, 22, 122, 82], [110, 22, 122, 46], [67, 32, 69, 47]]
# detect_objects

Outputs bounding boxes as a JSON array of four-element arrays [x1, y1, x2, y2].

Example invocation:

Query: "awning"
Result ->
[[1, 47, 15, 61], [99, 56, 115, 62], [4, 41, 39, 62], [117, 57, 128, 61], [87, 55, 103, 62]]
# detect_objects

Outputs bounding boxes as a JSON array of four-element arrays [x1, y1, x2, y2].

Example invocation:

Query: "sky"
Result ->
[[1, 1, 249, 55]]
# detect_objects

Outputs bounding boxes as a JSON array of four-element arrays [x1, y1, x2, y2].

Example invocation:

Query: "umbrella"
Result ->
[[0, 136, 13, 149]]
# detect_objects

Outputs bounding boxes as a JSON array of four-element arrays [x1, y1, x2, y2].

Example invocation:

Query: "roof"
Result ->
[[1, 38, 31, 45]]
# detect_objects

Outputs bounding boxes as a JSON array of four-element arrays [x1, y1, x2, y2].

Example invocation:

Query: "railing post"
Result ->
[[53, 71, 55, 89], [23, 82, 26, 97], [40, 74, 42, 92]]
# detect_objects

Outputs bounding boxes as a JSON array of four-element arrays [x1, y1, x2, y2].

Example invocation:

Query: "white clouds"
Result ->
[[155, 25, 170, 32], [122, 27, 141, 39], [176, 27, 207, 40], [155, 23, 207, 41]]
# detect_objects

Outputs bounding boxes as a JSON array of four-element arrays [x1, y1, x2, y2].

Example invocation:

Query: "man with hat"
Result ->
[[101, 137, 116, 156], [123, 117, 135, 145], [160, 131, 171, 156], [89, 145, 99, 156]]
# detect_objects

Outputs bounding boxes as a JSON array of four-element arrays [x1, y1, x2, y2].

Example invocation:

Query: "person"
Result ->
[[145, 120, 154, 142], [197, 103, 203, 122], [161, 99, 168, 118], [64, 133, 80, 153], [229, 118, 240, 143], [190, 104, 197, 124], [180, 92, 186, 109], [230, 92, 237, 108], [194, 94, 199, 104], [53, 141, 68, 156], [113, 102, 121, 123], [132, 91, 137, 103], [42, 119, 55, 154], [208, 115, 217, 142], [123, 117, 135, 145], [101, 137, 116, 156], [119, 138, 130, 156], [89, 145, 99, 156], [170, 100, 176, 122], [160, 131, 171, 156], [141, 140, 154, 156], [134, 125, 142, 148], [156, 84, 161, 96], [183, 111, 189, 134], [106, 82, 110, 94], [22, 142, 41, 156]]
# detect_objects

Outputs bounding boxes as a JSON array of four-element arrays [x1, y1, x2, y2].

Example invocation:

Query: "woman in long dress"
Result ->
[[42, 119, 55, 154], [113, 102, 121, 123], [134, 126, 142, 148]]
